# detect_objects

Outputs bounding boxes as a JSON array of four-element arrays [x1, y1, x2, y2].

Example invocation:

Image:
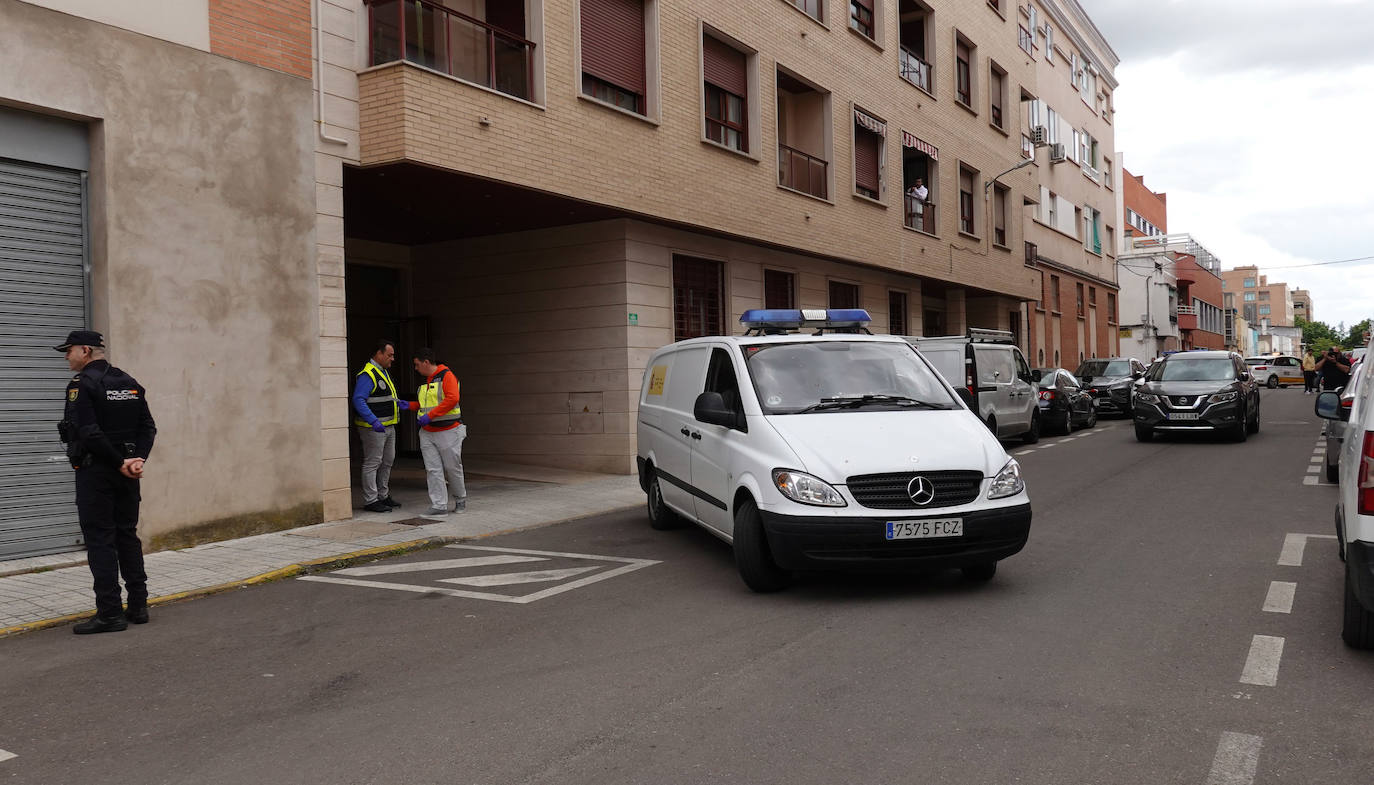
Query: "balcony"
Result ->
[[1174, 264, 1198, 284], [899, 47, 932, 93], [904, 192, 935, 234], [1175, 304, 1198, 331], [778, 144, 828, 199], [367, 0, 534, 102]]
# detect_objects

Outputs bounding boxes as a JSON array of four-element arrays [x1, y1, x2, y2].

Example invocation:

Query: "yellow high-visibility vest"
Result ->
[[353, 362, 400, 427], [417, 369, 461, 423]]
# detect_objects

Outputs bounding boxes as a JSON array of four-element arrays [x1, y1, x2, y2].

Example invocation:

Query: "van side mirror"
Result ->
[[694, 392, 736, 428], [1132, 370, 1143, 379], [955, 387, 976, 409], [1031, 369, 1043, 382], [1314, 391, 1345, 421]]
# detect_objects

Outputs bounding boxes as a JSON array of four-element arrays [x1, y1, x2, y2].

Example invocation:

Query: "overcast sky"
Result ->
[[1082, 0, 1374, 335]]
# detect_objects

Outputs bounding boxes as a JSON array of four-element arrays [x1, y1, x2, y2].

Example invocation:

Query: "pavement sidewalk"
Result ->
[[0, 462, 642, 637]]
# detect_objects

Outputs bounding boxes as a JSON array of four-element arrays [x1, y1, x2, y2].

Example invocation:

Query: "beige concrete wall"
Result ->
[[18, 0, 210, 50], [0, 0, 321, 543], [356, 0, 1041, 303]]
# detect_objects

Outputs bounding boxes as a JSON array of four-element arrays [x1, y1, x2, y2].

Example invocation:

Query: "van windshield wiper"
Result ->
[[795, 394, 950, 412]]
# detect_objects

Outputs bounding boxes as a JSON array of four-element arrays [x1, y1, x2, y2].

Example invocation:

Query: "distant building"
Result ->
[[1292, 288, 1313, 323]]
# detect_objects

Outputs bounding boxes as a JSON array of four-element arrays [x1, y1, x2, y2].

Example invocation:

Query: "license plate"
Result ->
[[1167, 412, 1200, 420], [886, 519, 963, 540]]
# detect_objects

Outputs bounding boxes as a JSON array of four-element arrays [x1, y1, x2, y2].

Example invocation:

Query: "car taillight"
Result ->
[[1039, 390, 1055, 401], [1256, 366, 1268, 371], [1360, 432, 1374, 516]]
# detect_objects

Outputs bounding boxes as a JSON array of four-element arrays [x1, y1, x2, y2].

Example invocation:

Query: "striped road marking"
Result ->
[[1240, 635, 1285, 687], [1204, 732, 1262, 785], [1303, 476, 1319, 485], [0, 750, 15, 764], [1263, 581, 1297, 613]]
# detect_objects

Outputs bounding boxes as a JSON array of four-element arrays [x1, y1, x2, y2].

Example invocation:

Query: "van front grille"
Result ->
[[846, 471, 984, 509]]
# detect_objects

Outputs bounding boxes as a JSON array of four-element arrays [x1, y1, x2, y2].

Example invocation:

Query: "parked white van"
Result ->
[[908, 329, 1042, 443], [635, 309, 1033, 592]]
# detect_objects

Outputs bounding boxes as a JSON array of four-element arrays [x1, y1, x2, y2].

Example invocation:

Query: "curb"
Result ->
[[0, 535, 454, 639]]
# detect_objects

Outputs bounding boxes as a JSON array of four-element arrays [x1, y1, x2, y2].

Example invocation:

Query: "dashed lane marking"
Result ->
[[1204, 732, 1262, 785], [1309, 455, 1323, 463], [1307, 465, 1321, 474], [1263, 582, 1297, 613], [1240, 635, 1285, 687], [1302, 476, 1319, 486], [0, 750, 15, 764], [1013, 449, 1035, 456], [1278, 533, 1337, 566]]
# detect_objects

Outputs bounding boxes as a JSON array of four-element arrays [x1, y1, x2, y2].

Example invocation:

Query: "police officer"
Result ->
[[351, 339, 403, 513], [55, 330, 157, 634]]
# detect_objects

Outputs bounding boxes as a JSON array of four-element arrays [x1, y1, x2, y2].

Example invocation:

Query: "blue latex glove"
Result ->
[[417, 414, 431, 427], [370, 421, 386, 434]]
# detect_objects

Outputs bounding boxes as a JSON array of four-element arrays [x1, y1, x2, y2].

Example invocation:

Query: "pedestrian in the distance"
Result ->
[[1301, 349, 1317, 394], [352, 339, 403, 513], [56, 330, 157, 634], [407, 348, 467, 518]]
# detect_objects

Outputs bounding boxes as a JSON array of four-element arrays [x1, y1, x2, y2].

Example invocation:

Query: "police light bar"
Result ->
[[739, 308, 873, 333]]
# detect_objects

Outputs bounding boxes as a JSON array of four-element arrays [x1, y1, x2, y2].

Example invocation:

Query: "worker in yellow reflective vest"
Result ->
[[406, 347, 466, 518], [351, 339, 402, 513]]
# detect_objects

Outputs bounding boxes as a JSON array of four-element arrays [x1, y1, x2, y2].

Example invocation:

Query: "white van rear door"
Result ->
[[655, 346, 711, 520]]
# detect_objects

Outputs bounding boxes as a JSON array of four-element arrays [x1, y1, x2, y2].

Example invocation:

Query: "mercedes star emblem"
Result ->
[[907, 475, 936, 506]]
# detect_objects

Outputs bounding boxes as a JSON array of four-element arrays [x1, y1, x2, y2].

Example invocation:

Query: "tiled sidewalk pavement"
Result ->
[[0, 471, 642, 636]]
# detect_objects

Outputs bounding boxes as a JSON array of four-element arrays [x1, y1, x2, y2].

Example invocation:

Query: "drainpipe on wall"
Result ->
[[314, 0, 349, 146]]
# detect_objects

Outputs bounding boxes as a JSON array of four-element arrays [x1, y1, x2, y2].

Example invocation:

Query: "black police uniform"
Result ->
[[61, 358, 157, 622]]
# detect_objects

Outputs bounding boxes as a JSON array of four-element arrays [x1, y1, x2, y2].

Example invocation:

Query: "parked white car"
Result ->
[[1244, 355, 1303, 388], [636, 309, 1032, 592], [1315, 335, 1374, 648]]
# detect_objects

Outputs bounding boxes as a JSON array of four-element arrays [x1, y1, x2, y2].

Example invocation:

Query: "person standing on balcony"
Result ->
[[907, 178, 928, 228], [1302, 349, 1317, 394], [352, 339, 403, 513], [408, 348, 467, 518]]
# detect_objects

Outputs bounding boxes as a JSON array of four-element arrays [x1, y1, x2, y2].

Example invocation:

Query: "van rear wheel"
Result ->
[[1342, 560, 1374, 649], [733, 497, 791, 592], [646, 473, 683, 531], [1021, 411, 1041, 444]]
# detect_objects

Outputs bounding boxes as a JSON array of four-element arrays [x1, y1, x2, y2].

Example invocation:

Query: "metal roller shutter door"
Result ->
[[0, 158, 86, 559]]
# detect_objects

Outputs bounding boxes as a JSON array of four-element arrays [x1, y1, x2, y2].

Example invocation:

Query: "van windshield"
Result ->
[[743, 341, 959, 414]]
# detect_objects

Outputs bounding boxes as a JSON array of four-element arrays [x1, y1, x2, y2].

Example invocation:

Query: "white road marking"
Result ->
[[1309, 456, 1323, 463], [1263, 582, 1297, 613], [1302, 476, 1319, 486], [1240, 635, 1284, 686], [334, 555, 546, 576], [1307, 465, 1321, 474], [438, 566, 600, 587], [1277, 532, 1338, 566], [1061, 437, 1077, 442], [0, 750, 15, 764], [1037, 443, 1056, 449], [1014, 449, 1035, 456], [1204, 732, 1262, 785]]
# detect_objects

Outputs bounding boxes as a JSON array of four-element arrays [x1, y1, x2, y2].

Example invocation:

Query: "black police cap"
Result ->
[[54, 330, 104, 352]]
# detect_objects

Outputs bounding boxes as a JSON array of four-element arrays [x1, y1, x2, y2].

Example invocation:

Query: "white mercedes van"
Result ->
[[635, 309, 1032, 592]]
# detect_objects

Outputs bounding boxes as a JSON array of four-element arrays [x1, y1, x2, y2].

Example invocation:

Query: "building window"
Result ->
[[853, 108, 886, 200], [580, 0, 647, 115], [703, 34, 748, 153], [1105, 225, 1114, 254], [902, 132, 937, 234], [989, 62, 1006, 129], [1258, 290, 1270, 300], [829, 280, 860, 309], [1107, 292, 1117, 324], [1243, 278, 1256, 287], [1050, 275, 1061, 312], [370, 0, 538, 102], [898, 0, 934, 93], [1244, 292, 1256, 302], [850, 0, 875, 39], [992, 183, 1008, 247], [987, 0, 1001, 12], [789, 0, 823, 23], [889, 290, 908, 335], [776, 68, 831, 199], [958, 164, 977, 235], [1075, 282, 1084, 317], [955, 35, 974, 108], [672, 255, 724, 340], [1043, 23, 1053, 59], [1082, 207, 1101, 253], [1259, 305, 1271, 315], [764, 269, 795, 309], [1018, 24, 1033, 55]]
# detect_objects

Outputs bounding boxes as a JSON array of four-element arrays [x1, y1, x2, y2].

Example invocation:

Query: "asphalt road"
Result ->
[[2, 388, 1371, 785]]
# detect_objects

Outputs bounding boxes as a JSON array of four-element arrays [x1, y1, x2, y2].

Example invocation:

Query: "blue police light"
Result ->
[[739, 308, 873, 334]]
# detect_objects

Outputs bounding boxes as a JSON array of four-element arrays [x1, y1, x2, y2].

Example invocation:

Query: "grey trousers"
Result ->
[[357, 424, 396, 503], [419, 424, 467, 510]]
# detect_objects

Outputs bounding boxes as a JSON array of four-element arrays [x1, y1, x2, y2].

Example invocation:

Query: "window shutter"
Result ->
[[854, 128, 881, 194], [581, 0, 646, 96], [702, 36, 746, 97]]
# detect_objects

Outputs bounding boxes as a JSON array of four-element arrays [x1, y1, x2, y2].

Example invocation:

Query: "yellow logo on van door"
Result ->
[[647, 365, 668, 396]]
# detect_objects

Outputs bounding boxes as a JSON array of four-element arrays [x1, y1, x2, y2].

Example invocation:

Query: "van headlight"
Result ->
[[772, 469, 847, 507], [987, 459, 1025, 500]]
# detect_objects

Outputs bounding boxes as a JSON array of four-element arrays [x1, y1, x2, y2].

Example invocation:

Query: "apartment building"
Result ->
[[1291, 287, 1313, 323], [0, 0, 323, 560], [1018, 0, 1120, 370], [1220, 266, 1299, 354], [1116, 234, 1224, 357], [1121, 167, 1164, 240]]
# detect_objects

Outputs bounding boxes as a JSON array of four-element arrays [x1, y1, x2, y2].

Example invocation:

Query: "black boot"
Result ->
[[363, 499, 390, 513], [73, 614, 128, 634], [382, 496, 401, 509], [125, 604, 149, 624]]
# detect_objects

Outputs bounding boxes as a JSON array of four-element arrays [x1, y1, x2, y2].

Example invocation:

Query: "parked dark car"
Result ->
[[1324, 358, 1363, 481], [1132, 351, 1261, 442], [1034, 367, 1097, 435], [1075, 357, 1147, 416]]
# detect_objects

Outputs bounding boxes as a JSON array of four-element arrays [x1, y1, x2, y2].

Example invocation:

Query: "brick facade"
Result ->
[[210, 0, 312, 78]]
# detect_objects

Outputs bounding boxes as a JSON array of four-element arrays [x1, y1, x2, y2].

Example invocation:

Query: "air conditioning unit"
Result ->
[[1049, 143, 1067, 162], [1030, 126, 1048, 146]]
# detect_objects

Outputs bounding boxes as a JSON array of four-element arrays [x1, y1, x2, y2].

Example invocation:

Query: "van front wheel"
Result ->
[[733, 498, 791, 592], [646, 473, 683, 531]]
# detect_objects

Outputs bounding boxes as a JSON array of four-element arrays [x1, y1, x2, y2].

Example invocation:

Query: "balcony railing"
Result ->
[[899, 47, 932, 93], [778, 143, 828, 199], [368, 0, 534, 102], [1176, 305, 1198, 315], [904, 193, 935, 234]]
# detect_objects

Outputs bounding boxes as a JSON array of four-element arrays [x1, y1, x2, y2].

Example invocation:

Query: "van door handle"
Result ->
[[690, 431, 701, 440], [680, 427, 691, 437]]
